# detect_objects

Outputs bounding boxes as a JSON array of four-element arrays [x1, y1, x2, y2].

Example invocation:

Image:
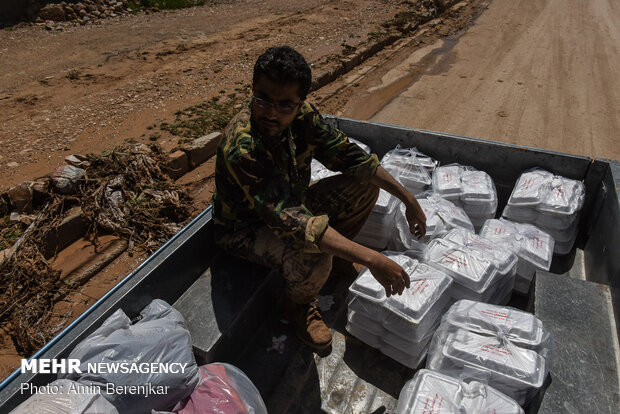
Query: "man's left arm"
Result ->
[[307, 103, 425, 237]]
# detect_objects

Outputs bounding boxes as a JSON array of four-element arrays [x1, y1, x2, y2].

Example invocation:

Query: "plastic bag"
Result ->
[[10, 379, 119, 414], [157, 363, 267, 414], [479, 218, 554, 295], [502, 168, 585, 254], [60, 299, 200, 414], [442, 228, 518, 278], [505, 168, 585, 216], [426, 300, 553, 406], [310, 158, 339, 181], [396, 369, 524, 414], [52, 165, 86, 195], [432, 164, 498, 222], [426, 238, 506, 303], [390, 194, 474, 251], [381, 146, 435, 195]]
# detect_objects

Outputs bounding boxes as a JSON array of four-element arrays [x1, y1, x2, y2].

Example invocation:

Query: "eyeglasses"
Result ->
[[252, 95, 301, 115]]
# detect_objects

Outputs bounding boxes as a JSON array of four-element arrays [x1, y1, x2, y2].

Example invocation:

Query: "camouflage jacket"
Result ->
[[212, 102, 380, 252]]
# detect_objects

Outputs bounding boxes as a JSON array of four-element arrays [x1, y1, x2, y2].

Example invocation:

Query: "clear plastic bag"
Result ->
[[60, 299, 200, 414], [160, 363, 267, 414], [437, 228, 517, 304], [479, 219, 554, 295], [502, 169, 585, 255], [10, 379, 119, 414], [426, 238, 509, 304], [390, 194, 474, 251], [432, 164, 498, 219], [426, 300, 553, 406], [506, 168, 585, 215], [396, 369, 524, 414], [381, 146, 435, 195]]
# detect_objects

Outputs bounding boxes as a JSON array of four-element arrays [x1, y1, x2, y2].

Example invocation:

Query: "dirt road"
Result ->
[[322, 0, 620, 160], [0, 0, 414, 189], [2, 0, 487, 379]]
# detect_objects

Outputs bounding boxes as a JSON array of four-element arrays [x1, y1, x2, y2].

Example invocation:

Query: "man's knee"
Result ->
[[283, 249, 333, 304]]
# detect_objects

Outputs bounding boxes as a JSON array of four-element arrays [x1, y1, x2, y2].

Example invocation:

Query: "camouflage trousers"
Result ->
[[217, 174, 380, 304]]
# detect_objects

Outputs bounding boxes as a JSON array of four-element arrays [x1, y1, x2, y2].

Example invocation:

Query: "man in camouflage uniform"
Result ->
[[213, 46, 426, 350]]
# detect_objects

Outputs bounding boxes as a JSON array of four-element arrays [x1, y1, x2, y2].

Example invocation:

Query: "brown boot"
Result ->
[[284, 298, 333, 350]]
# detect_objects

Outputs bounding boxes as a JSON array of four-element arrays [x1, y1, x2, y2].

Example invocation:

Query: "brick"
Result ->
[[183, 132, 222, 169], [167, 150, 190, 180], [42, 206, 89, 259]]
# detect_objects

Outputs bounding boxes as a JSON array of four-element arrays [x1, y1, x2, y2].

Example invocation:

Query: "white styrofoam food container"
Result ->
[[381, 147, 435, 194], [479, 219, 554, 295], [432, 164, 498, 219], [428, 328, 546, 405], [442, 228, 518, 278], [354, 189, 398, 249], [441, 300, 548, 352], [426, 300, 553, 405], [348, 254, 453, 341], [506, 169, 585, 215], [427, 239, 504, 302], [396, 369, 524, 414]]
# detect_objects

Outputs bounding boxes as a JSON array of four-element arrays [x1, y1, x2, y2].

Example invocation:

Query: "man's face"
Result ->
[[251, 75, 303, 139]]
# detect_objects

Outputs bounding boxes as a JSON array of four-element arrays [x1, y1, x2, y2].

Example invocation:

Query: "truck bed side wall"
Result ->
[[0, 210, 217, 411], [583, 160, 620, 326]]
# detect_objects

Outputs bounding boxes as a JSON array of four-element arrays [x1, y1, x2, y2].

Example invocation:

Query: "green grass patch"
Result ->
[[160, 94, 247, 143]]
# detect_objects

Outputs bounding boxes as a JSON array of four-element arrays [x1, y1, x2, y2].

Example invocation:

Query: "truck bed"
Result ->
[[1, 117, 619, 413]]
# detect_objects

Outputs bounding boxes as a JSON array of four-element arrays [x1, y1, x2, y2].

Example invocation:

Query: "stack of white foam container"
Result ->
[[381, 147, 436, 195], [432, 164, 498, 230], [396, 369, 524, 414], [502, 169, 585, 254], [389, 194, 474, 251], [346, 253, 453, 368], [479, 218, 554, 295], [426, 238, 509, 304], [310, 137, 371, 182], [440, 228, 518, 304], [426, 300, 553, 406], [354, 189, 398, 250]]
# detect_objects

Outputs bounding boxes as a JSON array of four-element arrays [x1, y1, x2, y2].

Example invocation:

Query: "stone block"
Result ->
[[42, 206, 89, 259], [167, 150, 190, 180], [182, 132, 222, 169]]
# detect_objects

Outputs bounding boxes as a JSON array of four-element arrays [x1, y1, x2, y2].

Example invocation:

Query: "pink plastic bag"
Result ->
[[170, 363, 267, 414]]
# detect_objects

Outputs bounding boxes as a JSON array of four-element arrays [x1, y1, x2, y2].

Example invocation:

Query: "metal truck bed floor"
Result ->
[[230, 265, 412, 414]]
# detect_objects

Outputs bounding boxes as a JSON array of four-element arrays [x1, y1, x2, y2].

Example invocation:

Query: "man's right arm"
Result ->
[[318, 226, 410, 297]]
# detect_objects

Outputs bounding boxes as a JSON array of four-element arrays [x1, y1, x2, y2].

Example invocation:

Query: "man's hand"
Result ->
[[370, 166, 426, 239], [367, 254, 411, 297], [405, 197, 426, 239]]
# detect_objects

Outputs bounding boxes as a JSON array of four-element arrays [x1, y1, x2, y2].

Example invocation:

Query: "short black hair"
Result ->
[[253, 46, 312, 100]]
